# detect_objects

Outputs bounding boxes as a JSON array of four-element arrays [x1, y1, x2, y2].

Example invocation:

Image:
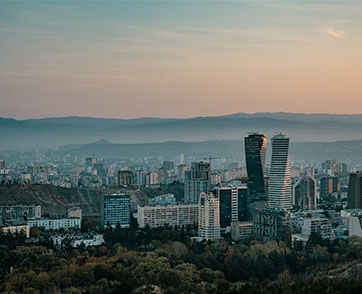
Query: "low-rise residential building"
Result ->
[[51, 233, 104, 248], [28, 218, 81, 230], [231, 221, 253, 242], [68, 207, 82, 220], [0, 204, 41, 220], [253, 208, 290, 241], [71, 234, 104, 247], [291, 234, 309, 246], [301, 217, 335, 239], [149, 194, 177, 206], [1, 223, 30, 238], [292, 216, 335, 245]]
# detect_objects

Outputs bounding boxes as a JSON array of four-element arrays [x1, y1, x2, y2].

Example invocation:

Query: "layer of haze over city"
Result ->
[[1, 0, 362, 119]]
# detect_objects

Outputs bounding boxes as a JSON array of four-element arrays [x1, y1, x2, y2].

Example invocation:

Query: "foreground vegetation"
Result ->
[[1, 226, 362, 294]]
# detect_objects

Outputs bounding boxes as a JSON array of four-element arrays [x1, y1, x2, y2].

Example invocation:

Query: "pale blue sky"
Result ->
[[1, 1, 362, 119]]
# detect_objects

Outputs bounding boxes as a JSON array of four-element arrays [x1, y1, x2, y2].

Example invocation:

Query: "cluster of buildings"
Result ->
[[51, 232, 105, 248], [95, 132, 362, 244], [0, 205, 82, 239], [3, 130, 362, 247], [0, 152, 248, 189]]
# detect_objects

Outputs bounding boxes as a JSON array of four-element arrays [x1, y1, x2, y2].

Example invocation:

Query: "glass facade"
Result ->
[[214, 185, 248, 228], [238, 187, 248, 221], [244, 133, 267, 202], [101, 194, 130, 228]]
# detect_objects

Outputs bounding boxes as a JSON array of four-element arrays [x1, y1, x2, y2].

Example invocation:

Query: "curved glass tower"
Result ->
[[269, 133, 292, 209], [244, 133, 267, 202]]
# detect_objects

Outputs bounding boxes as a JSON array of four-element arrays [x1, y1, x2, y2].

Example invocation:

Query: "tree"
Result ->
[[30, 228, 40, 239], [23, 288, 40, 294], [81, 218, 95, 233]]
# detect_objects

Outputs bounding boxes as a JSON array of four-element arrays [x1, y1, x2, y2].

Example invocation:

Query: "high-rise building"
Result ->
[[198, 191, 220, 240], [85, 157, 97, 168], [214, 185, 248, 228], [94, 163, 107, 176], [244, 133, 267, 202], [337, 162, 348, 174], [322, 160, 338, 174], [177, 153, 185, 165], [157, 168, 169, 185], [135, 170, 147, 186], [177, 164, 189, 183], [147, 171, 159, 186], [347, 172, 362, 209], [0, 160, 6, 170], [118, 170, 135, 186], [320, 176, 339, 200], [162, 160, 175, 170], [268, 133, 292, 209], [101, 194, 131, 228], [184, 162, 210, 203], [292, 175, 317, 210]]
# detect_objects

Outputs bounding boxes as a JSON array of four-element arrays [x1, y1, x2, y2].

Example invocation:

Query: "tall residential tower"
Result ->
[[184, 161, 211, 203], [292, 174, 317, 210], [268, 133, 292, 209], [198, 191, 220, 240], [348, 171, 362, 209]]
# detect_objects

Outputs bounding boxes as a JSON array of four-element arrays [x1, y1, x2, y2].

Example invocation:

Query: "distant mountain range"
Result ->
[[1, 112, 362, 148], [56, 138, 362, 165]]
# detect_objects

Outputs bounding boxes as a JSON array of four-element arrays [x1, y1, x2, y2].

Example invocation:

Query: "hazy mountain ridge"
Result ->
[[56, 138, 362, 165], [2, 112, 362, 148]]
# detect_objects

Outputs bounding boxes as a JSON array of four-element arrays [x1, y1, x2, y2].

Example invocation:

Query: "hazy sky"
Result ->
[[1, 0, 362, 119]]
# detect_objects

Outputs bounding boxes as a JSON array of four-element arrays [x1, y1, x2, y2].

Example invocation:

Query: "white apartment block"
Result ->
[[28, 218, 81, 230], [137, 204, 198, 228], [198, 191, 220, 240]]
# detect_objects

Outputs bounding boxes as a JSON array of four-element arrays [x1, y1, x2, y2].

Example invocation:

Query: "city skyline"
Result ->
[[1, 1, 362, 119], [1, 1, 362, 292]]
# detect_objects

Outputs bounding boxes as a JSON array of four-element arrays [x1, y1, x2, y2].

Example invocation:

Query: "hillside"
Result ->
[[0, 184, 150, 217]]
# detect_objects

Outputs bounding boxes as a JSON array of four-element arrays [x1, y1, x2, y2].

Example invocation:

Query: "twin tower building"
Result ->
[[184, 132, 292, 209], [195, 132, 292, 240], [245, 132, 292, 209]]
